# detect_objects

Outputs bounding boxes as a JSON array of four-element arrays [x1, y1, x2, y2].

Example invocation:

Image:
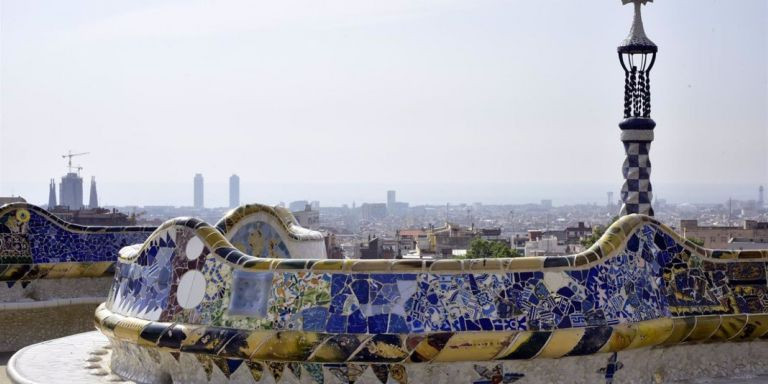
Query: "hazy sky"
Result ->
[[1, 0, 766, 206]]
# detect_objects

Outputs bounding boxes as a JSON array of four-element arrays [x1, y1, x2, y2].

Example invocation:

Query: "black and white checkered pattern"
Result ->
[[620, 141, 654, 216]]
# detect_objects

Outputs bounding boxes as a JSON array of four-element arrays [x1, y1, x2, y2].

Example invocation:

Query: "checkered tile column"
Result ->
[[619, 121, 655, 216]]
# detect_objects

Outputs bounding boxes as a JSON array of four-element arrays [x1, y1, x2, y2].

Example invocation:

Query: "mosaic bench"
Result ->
[[0, 203, 157, 284], [0, 202, 325, 285], [92, 210, 768, 383], [0, 203, 157, 351], [0, 203, 155, 351], [0, 203, 325, 353]]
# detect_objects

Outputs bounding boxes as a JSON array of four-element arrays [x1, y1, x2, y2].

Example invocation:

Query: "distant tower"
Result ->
[[759, 185, 765, 208], [618, 0, 657, 217], [58, 150, 88, 210], [88, 176, 99, 209], [194, 174, 204, 209], [387, 190, 396, 211], [48, 179, 57, 208], [229, 174, 240, 209], [59, 172, 84, 210], [607, 192, 614, 207]]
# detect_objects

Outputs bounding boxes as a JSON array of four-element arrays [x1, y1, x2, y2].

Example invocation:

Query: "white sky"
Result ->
[[0, 0, 766, 206]]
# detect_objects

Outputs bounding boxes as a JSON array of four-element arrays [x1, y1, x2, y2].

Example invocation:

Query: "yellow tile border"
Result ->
[[95, 303, 768, 363], [536, 328, 585, 358]]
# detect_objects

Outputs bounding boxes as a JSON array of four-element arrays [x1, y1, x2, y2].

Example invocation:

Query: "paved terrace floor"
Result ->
[[1, 352, 12, 384], [2, 346, 768, 383]]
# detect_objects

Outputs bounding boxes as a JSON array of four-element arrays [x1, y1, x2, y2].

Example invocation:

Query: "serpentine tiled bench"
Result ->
[[214, 204, 327, 259], [0, 203, 156, 351], [92, 210, 768, 383], [0, 203, 156, 283]]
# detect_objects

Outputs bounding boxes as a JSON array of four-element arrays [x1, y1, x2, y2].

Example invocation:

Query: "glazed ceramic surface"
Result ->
[[92, 210, 768, 383]]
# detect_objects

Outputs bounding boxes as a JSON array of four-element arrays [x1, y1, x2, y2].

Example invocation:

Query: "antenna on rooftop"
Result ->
[[62, 150, 89, 173]]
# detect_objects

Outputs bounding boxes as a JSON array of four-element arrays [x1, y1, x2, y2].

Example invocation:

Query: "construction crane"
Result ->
[[62, 150, 89, 173]]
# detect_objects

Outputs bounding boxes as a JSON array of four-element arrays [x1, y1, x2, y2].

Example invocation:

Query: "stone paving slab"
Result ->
[[6, 332, 130, 384], [1, 352, 13, 384]]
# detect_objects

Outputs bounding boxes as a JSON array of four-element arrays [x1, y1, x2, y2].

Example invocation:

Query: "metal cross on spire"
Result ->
[[619, 0, 656, 55]]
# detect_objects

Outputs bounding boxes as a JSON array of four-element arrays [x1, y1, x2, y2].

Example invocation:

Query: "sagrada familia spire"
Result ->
[[88, 176, 99, 209], [47, 179, 57, 208]]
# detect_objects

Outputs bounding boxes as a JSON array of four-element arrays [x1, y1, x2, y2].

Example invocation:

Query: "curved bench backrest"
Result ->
[[101, 213, 768, 366], [0, 203, 156, 282], [215, 204, 326, 259]]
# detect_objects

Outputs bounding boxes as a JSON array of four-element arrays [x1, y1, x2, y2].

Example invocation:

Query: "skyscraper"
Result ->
[[229, 174, 240, 209], [59, 172, 83, 210], [88, 176, 99, 209], [289, 200, 309, 212], [387, 190, 396, 211], [194, 174, 204, 209], [759, 185, 765, 208]]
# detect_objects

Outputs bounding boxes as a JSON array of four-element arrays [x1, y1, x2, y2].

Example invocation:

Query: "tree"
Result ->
[[580, 216, 620, 248], [460, 237, 522, 259], [686, 237, 705, 247]]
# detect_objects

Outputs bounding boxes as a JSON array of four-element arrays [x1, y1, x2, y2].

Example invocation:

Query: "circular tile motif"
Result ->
[[16, 209, 30, 223], [176, 270, 206, 309], [185, 237, 204, 260]]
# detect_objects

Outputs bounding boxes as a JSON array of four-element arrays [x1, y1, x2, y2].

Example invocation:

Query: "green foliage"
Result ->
[[686, 236, 705, 247], [459, 237, 522, 259], [580, 216, 620, 249]]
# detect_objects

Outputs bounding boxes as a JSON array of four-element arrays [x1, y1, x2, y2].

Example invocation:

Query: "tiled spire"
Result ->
[[618, 0, 657, 217]]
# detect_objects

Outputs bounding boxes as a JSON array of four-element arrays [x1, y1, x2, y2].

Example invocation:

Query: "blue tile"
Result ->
[[387, 315, 409, 333], [301, 307, 329, 332], [326, 314, 347, 333], [368, 314, 389, 334], [347, 309, 367, 333], [351, 280, 369, 305]]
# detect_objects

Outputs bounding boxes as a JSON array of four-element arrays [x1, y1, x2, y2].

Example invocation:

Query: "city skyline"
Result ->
[[1, 1, 766, 204], [5, 164, 768, 208], [15, 179, 768, 209]]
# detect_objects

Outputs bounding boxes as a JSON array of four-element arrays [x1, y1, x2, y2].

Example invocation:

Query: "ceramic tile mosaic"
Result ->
[[620, 140, 654, 217], [0, 203, 155, 283], [96, 212, 768, 384], [598, 353, 623, 384], [107, 215, 768, 337], [228, 221, 291, 258], [472, 364, 524, 384], [216, 204, 328, 260], [215, 204, 325, 243]]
